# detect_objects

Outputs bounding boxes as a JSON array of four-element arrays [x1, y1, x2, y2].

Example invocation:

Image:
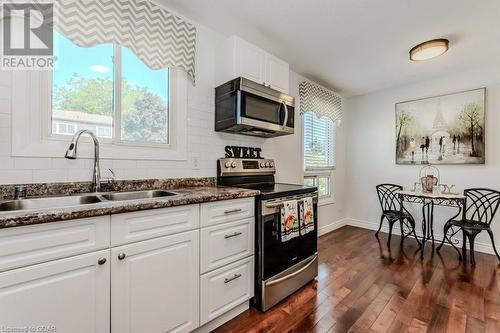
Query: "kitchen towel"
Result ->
[[300, 197, 315, 235], [280, 200, 300, 242]]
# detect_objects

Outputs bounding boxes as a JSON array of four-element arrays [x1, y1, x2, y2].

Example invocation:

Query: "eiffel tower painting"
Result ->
[[395, 88, 486, 165]]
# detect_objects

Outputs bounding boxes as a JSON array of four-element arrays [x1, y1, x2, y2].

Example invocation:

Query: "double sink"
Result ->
[[0, 190, 179, 212]]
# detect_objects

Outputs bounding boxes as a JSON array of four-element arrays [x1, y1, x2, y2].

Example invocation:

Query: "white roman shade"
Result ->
[[299, 81, 342, 122], [53, 0, 197, 80]]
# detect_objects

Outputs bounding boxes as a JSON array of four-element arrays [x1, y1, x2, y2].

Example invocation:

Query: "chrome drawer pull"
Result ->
[[224, 232, 243, 239], [224, 273, 242, 284], [224, 208, 243, 214]]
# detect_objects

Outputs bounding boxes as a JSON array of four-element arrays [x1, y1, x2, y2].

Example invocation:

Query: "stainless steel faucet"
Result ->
[[64, 129, 102, 192]]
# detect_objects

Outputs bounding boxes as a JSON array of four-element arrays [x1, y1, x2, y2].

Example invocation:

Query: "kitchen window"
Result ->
[[51, 32, 170, 145], [303, 112, 336, 200]]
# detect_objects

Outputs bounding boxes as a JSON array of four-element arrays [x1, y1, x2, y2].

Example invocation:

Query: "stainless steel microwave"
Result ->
[[215, 77, 295, 138]]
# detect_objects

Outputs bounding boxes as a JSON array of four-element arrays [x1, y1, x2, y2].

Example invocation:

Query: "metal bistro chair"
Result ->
[[376, 184, 420, 246], [438, 188, 500, 266]]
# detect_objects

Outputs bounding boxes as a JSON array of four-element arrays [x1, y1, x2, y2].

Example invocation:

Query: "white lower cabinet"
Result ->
[[0, 198, 255, 333], [0, 249, 111, 333], [111, 230, 199, 333], [200, 256, 254, 325]]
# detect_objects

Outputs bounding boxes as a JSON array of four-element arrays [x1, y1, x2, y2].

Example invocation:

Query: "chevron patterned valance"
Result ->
[[53, 0, 197, 80], [299, 81, 342, 121]]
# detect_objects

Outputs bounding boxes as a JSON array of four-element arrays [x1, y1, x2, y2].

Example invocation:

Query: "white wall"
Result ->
[[0, 22, 264, 184], [266, 71, 348, 232], [345, 67, 500, 253]]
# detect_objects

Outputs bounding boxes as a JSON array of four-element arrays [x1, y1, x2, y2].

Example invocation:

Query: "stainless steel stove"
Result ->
[[217, 158, 318, 311]]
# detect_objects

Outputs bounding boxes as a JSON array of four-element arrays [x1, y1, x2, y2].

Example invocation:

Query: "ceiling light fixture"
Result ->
[[409, 39, 449, 61]]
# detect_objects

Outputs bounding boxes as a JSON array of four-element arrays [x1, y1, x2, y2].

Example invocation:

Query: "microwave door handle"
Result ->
[[281, 102, 288, 129]]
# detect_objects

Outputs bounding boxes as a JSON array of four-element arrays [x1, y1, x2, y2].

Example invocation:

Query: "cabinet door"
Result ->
[[111, 231, 199, 333], [236, 38, 266, 84], [265, 54, 290, 93], [0, 250, 110, 333]]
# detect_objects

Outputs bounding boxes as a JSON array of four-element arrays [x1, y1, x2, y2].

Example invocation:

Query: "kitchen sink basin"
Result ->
[[0, 190, 179, 212], [100, 190, 178, 201], [0, 195, 103, 212]]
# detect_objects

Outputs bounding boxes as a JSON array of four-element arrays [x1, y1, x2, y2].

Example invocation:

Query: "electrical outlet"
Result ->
[[192, 156, 200, 170]]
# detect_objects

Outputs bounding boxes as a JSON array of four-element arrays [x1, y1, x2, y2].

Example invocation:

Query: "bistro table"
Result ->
[[396, 190, 466, 258]]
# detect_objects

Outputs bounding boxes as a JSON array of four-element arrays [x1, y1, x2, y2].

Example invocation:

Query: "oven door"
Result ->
[[260, 193, 318, 281], [239, 90, 294, 134]]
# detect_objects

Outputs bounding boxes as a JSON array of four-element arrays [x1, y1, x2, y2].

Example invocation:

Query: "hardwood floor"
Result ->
[[215, 226, 500, 333]]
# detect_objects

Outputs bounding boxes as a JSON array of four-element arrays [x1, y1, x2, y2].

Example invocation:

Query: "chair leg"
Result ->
[[486, 229, 500, 261], [387, 220, 394, 246], [399, 219, 405, 245], [467, 232, 477, 266], [375, 215, 384, 238], [462, 231, 467, 259], [437, 221, 450, 251], [408, 218, 421, 246]]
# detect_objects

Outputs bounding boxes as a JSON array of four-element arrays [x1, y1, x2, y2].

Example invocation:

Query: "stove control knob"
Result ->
[[230, 162, 237, 168], [265, 162, 270, 168], [224, 162, 231, 168], [269, 162, 274, 168], [260, 162, 265, 168]]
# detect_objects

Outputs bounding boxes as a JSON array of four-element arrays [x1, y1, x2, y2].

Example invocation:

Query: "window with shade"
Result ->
[[303, 112, 336, 199], [51, 32, 170, 145]]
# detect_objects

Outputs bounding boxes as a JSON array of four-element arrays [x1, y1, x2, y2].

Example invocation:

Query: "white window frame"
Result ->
[[302, 112, 336, 205], [11, 64, 187, 161]]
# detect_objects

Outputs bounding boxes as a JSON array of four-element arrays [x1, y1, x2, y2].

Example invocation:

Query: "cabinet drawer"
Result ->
[[111, 204, 199, 246], [200, 198, 254, 227], [200, 218, 254, 273], [0, 216, 110, 272], [200, 256, 254, 325]]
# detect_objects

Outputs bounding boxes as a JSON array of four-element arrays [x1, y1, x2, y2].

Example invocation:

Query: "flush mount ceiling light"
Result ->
[[409, 39, 449, 61]]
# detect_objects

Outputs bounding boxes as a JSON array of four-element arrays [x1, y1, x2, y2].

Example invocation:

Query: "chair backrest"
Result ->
[[464, 188, 500, 226], [376, 184, 403, 212]]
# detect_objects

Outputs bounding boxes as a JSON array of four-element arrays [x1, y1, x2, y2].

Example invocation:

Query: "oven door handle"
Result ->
[[265, 254, 317, 287]]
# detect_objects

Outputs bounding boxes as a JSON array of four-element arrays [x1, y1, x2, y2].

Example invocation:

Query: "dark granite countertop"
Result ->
[[0, 186, 260, 229]]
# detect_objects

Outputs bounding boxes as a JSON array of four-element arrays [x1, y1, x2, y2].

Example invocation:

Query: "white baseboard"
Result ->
[[344, 218, 500, 256], [318, 218, 348, 236]]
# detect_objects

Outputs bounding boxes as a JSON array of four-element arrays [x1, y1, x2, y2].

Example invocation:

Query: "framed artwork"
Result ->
[[395, 88, 486, 165]]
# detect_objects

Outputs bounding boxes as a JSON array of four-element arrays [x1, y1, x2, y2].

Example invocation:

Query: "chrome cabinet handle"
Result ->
[[224, 208, 242, 214], [98, 258, 107, 265], [117, 253, 126, 260], [224, 232, 243, 239], [224, 273, 242, 284]]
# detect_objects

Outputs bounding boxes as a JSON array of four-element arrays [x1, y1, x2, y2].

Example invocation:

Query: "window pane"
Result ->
[[121, 47, 169, 144], [52, 32, 114, 138], [304, 175, 331, 198], [317, 176, 331, 197], [304, 112, 336, 170], [304, 177, 315, 187]]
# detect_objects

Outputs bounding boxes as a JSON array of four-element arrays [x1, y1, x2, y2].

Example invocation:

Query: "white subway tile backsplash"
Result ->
[[0, 170, 33, 184], [14, 157, 52, 170], [32, 169, 68, 183], [0, 98, 11, 114]]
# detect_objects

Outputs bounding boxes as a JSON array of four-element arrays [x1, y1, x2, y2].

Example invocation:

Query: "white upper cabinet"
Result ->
[[216, 36, 290, 93], [265, 54, 290, 93], [235, 38, 266, 85]]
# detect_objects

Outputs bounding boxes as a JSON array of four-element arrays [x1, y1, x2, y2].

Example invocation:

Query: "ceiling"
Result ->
[[161, 0, 500, 97]]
